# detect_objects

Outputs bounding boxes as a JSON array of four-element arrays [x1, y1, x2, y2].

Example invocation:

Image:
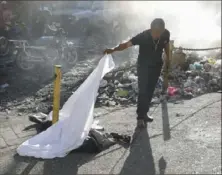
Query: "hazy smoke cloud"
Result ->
[[28, 1, 221, 60], [111, 1, 221, 49], [36, 1, 221, 50]]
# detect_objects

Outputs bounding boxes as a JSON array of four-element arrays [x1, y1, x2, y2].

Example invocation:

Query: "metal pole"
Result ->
[[161, 40, 174, 141], [52, 65, 62, 124]]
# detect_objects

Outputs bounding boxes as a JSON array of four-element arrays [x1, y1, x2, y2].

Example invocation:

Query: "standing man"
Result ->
[[104, 18, 170, 128]]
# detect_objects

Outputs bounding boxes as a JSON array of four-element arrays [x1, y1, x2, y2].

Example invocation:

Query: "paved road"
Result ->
[[0, 93, 221, 174]]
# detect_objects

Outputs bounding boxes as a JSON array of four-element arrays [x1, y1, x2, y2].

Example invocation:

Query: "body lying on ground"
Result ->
[[28, 113, 131, 154]]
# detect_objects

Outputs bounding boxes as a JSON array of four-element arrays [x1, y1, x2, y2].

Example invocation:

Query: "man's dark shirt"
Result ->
[[131, 29, 170, 67]]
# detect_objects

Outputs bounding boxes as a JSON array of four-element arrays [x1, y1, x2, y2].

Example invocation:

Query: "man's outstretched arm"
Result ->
[[103, 31, 145, 54], [103, 41, 133, 54]]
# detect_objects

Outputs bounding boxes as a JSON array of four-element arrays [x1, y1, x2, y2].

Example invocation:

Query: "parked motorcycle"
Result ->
[[2, 28, 79, 71]]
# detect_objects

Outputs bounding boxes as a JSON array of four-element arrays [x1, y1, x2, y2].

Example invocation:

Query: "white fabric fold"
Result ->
[[17, 55, 115, 159]]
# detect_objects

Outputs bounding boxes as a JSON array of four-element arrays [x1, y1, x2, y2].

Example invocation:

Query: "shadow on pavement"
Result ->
[[20, 159, 38, 175], [149, 99, 220, 139], [42, 153, 95, 175], [119, 128, 156, 175], [170, 99, 220, 130], [158, 156, 167, 175], [4, 152, 96, 175], [4, 154, 39, 175]]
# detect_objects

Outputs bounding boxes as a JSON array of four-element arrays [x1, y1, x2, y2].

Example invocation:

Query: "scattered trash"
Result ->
[[0, 83, 9, 88], [28, 112, 48, 124], [189, 64, 196, 70], [95, 51, 221, 106], [171, 47, 186, 69], [207, 58, 216, 64], [176, 113, 184, 117], [167, 87, 178, 96], [5, 109, 10, 114], [91, 120, 104, 131], [116, 89, 129, 97], [203, 63, 212, 72], [0, 83, 9, 93], [193, 62, 203, 70], [99, 80, 108, 88]]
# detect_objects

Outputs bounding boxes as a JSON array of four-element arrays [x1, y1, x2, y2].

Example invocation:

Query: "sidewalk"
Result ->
[[0, 93, 221, 174]]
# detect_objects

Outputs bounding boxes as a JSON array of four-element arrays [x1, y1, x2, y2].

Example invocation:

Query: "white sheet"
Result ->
[[17, 55, 115, 159]]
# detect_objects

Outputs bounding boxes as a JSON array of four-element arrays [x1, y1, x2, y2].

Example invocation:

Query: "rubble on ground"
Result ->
[[96, 51, 221, 107], [0, 49, 221, 113]]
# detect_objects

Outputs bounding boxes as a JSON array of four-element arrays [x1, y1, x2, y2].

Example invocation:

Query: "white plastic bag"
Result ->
[[17, 55, 115, 159]]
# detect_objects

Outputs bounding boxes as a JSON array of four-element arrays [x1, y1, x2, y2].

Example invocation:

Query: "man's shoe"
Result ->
[[136, 119, 147, 128], [29, 115, 45, 124], [29, 113, 47, 124], [144, 115, 154, 123]]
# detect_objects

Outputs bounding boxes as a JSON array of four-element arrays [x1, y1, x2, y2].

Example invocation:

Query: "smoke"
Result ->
[[107, 1, 221, 49], [22, 1, 221, 67], [34, 1, 221, 50]]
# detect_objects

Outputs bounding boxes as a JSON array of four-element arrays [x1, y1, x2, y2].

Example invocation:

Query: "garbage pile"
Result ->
[[96, 53, 221, 107], [96, 66, 138, 107]]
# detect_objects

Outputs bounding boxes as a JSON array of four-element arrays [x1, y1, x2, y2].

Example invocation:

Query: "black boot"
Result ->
[[144, 115, 154, 123]]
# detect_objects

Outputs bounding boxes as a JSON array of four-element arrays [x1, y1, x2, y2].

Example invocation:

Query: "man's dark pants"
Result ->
[[136, 62, 163, 120]]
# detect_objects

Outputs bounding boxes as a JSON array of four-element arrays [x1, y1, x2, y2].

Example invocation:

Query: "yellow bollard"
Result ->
[[52, 65, 62, 124]]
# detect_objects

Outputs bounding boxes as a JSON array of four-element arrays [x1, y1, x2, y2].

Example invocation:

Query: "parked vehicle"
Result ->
[[0, 29, 79, 71]]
